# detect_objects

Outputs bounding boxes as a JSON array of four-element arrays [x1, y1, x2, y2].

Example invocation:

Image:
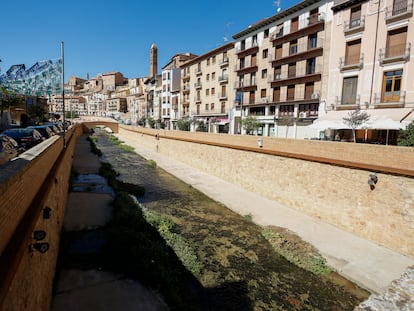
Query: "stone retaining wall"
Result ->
[[120, 125, 414, 258]]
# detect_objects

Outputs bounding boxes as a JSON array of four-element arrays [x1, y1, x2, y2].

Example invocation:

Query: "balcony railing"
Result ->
[[379, 43, 411, 65], [235, 41, 258, 54], [234, 60, 258, 71], [234, 80, 257, 89], [194, 82, 202, 89], [219, 57, 229, 67], [268, 64, 322, 82], [343, 15, 365, 34], [374, 91, 406, 107], [218, 74, 228, 83], [339, 53, 364, 71], [269, 40, 323, 63], [385, 0, 413, 22], [334, 95, 360, 109]]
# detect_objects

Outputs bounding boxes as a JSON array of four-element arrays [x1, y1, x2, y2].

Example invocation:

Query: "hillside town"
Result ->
[[2, 0, 414, 144]]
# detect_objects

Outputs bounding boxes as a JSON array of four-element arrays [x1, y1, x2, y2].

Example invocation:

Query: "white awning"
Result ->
[[310, 108, 413, 130]]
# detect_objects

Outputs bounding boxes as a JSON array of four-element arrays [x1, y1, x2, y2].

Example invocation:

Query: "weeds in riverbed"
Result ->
[[147, 159, 157, 168], [144, 209, 203, 277], [87, 135, 102, 156], [261, 226, 332, 276], [99, 162, 145, 196], [243, 213, 253, 222], [108, 135, 135, 153]]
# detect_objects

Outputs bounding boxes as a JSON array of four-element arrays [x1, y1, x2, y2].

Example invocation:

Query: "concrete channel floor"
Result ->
[[114, 129, 414, 296], [51, 135, 168, 311]]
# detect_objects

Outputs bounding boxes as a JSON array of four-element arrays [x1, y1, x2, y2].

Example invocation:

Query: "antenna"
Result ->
[[273, 0, 281, 12], [223, 22, 232, 42]]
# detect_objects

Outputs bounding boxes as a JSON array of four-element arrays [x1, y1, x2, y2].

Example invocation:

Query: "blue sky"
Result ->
[[1, 0, 295, 81]]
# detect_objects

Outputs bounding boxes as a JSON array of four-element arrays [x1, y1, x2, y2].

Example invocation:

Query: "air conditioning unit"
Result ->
[[311, 93, 319, 99], [261, 98, 268, 103], [299, 111, 308, 118]]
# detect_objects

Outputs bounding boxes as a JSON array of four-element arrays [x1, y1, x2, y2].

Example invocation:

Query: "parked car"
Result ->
[[1, 128, 44, 149], [0, 134, 20, 165], [45, 124, 60, 134], [27, 125, 55, 139]]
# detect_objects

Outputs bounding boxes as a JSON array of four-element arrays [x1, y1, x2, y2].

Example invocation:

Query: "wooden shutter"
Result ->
[[291, 17, 298, 32], [305, 83, 314, 99], [287, 85, 295, 101], [387, 27, 407, 57], [273, 87, 280, 102], [345, 40, 361, 65]]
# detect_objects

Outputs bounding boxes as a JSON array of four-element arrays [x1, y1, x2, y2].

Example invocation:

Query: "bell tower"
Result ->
[[150, 43, 158, 78]]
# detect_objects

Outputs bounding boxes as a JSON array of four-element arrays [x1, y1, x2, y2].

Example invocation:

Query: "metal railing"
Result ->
[[385, 0, 413, 18], [379, 43, 411, 62], [344, 15, 365, 32]]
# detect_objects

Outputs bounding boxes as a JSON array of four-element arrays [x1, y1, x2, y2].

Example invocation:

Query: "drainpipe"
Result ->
[[369, 0, 381, 107]]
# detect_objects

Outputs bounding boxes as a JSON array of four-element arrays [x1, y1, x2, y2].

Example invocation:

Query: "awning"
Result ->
[[310, 108, 413, 130]]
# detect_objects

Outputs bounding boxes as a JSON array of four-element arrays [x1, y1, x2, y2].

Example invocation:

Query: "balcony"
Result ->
[[194, 82, 202, 89], [379, 43, 411, 65], [343, 15, 365, 35], [218, 74, 228, 84], [373, 91, 406, 108], [339, 54, 364, 72], [219, 57, 229, 67], [270, 14, 325, 46], [234, 60, 258, 75], [235, 41, 259, 58], [234, 80, 257, 92], [270, 41, 323, 67], [269, 65, 322, 88], [182, 72, 190, 81], [334, 95, 360, 110], [218, 92, 227, 100], [385, 0, 413, 23], [194, 96, 201, 103], [195, 68, 202, 76]]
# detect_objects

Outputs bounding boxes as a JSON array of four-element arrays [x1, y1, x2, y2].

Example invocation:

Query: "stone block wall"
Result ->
[[120, 125, 414, 258]]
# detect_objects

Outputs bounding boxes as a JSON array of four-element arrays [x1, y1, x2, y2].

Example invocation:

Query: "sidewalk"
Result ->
[[115, 130, 414, 295]]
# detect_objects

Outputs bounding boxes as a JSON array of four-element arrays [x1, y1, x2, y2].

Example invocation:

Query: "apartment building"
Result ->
[[180, 42, 235, 133], [232, 0, 333, 138], [161, 53, 197, 129], [323, 0, 414, 143]]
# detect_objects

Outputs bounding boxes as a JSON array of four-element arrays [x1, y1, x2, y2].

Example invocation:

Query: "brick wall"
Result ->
[[0, 126, 83, 310], [120, 125, 414, 258]]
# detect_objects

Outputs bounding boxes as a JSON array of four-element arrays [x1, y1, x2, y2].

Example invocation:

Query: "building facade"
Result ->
[[180, 42, 235, 133]]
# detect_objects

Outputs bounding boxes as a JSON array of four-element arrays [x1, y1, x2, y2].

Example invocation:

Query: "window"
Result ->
[[288, 63, 296, 78], [382, 70, 402, 102], [212, 72, 216, 80], [308, 34, 317, 49], [212, 56, 216, 64], [386, 27, 407, 58], [261, 89, 267, 98], [205, 103, 209, 110], [211, 103, 215, 110], [211, 87, 215, 95], [345, 39, 361, 65], [308, 8, 319, 25], [206, 73, 210, 81], [241, 39, 246, 51], [251, 54, 257, 66], [342, 76, 358, 105], [206, 89, 210, 96], [262, 69, 268, 79], [273, 87, 280, 102], [299, 103, 319, 116], [262, 49, 268, 59], [207, 58, 210, 65], [240, 58, 245, 69], [280, 104, 294, 116], [287, 85, 295, 101], [305, 83, 314, 99], [264, 29, 269, 38], [306, 58, 316, 74], [252, 35, 258, 46], [276, 45, 283, 59], [221, 102, 226, 113], [274, 66, 281, 80], [289, 40, 298, 55], [251, 72, 256, 85], [249, 91, 255, 104], [291, 17, 299, 32], [349, 5, 362, 28]]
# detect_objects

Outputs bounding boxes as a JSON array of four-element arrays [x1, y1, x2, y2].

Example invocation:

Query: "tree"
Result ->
[[343, 107, 370, 143], [242, 115, 261, 135], [176, 117, 190, 131], [398, 121, 414, 146], [196, 121, 207, 132]]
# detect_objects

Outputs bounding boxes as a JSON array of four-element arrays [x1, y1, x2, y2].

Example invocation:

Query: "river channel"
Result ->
[[92, 130, 368, 310]]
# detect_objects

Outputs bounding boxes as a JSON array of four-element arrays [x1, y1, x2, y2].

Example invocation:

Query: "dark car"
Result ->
[[46, 122, 64, 133], [1, 128, 44, 149], [45, 124, 60, 134], [27, 125, 55, 139], [0, 134, 20, 165]]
